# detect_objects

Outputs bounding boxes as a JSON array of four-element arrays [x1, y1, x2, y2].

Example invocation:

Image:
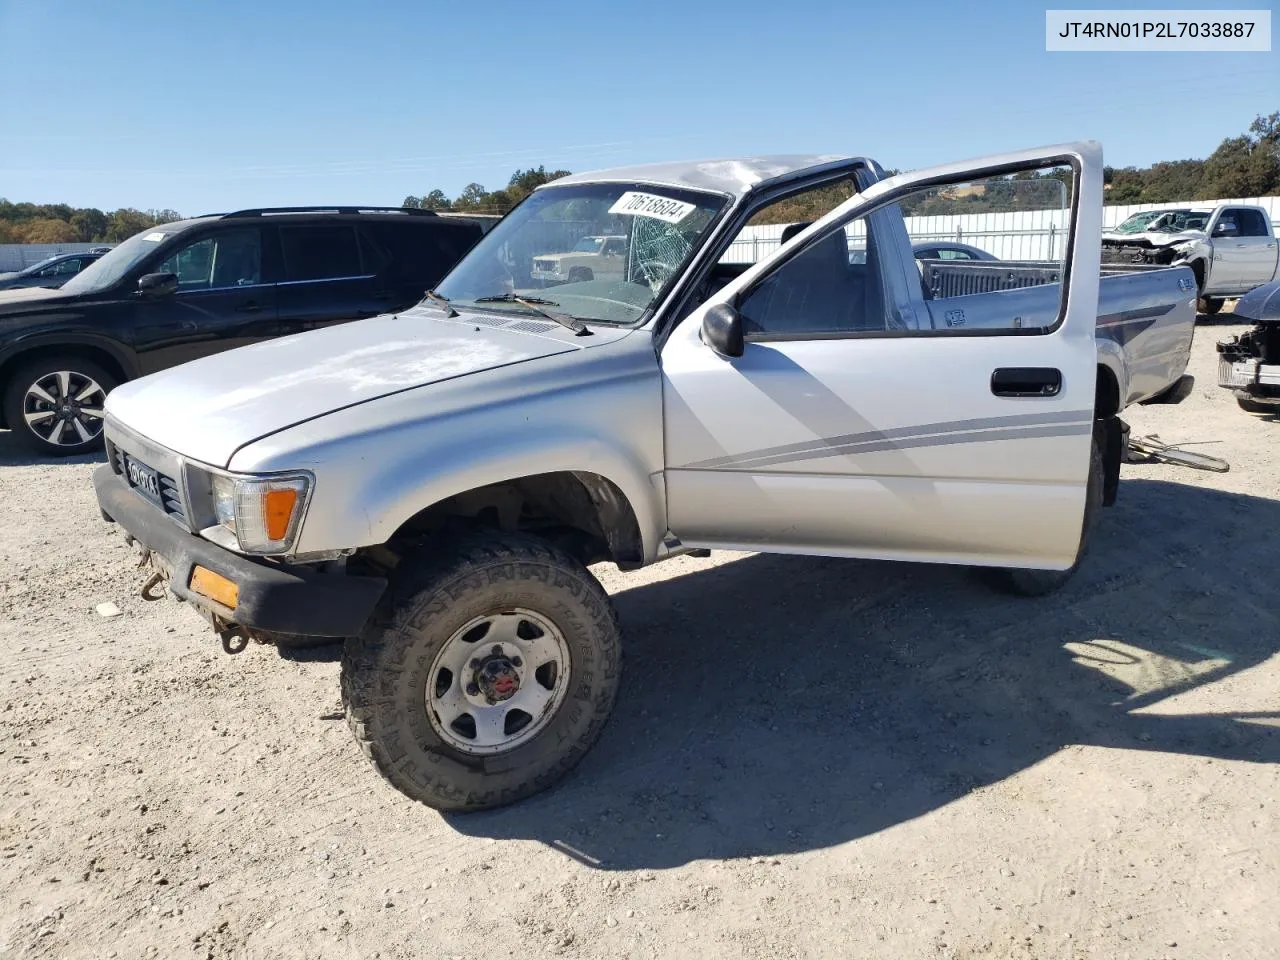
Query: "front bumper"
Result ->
[[94, 466, 385, 637], [1217, 357, 1280, 406]]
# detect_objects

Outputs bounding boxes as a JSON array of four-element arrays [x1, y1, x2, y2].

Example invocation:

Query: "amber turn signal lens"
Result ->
[[263, 488, 299, 542], [189, 566, 239, 610]]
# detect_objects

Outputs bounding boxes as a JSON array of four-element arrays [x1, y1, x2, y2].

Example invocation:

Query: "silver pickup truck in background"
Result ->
[[1102, 203, 1279, 314], [94, 141, 1196, 811]]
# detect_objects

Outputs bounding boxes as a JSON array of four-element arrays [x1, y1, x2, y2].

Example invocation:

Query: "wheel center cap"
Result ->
[[476, 658, 521, 704]]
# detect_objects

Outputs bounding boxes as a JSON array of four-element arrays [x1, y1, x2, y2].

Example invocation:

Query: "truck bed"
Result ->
[[918, 259, 1196, 404]]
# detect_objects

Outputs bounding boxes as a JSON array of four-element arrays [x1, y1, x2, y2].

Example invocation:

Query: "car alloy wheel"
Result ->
[[22, 370, 107, 447]]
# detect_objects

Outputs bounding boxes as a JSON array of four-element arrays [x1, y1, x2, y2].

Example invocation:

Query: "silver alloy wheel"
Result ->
[[426, 608, 572, 755], [22, 370, 107, 447]]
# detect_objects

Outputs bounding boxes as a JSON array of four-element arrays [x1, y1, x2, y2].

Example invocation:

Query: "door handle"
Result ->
[[991, 367, 1062, 398], [236, 301, 263, 313]]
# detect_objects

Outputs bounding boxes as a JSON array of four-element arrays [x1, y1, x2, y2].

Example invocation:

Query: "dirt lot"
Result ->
[[1, 322, 1277, 960]]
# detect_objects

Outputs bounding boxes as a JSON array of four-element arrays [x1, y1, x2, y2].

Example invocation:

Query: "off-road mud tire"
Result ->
[[341, 532, 621, 812]]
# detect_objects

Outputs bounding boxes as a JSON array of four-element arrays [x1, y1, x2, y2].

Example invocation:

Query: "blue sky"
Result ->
[[1, 0, 1275, 214]]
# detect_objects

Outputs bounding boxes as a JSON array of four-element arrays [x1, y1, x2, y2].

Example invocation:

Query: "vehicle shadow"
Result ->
[[447, 478, 1280, 868], [0, 428, 107, 467]]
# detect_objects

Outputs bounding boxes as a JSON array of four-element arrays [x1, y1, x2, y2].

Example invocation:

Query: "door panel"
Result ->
[[1218, 238, 1273, 293], [277, 224, 378, 334], [132, 226, 281, 372], [1209, 209, 1276, 293], [661, 142, 1104, 570]]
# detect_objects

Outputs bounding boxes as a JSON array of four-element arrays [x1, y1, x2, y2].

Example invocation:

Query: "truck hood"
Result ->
[[105, 304, 600, 468], [1102, 229, 1206, 248]]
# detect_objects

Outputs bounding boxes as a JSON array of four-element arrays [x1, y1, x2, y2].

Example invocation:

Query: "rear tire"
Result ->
[[986, 431, 1104, 597], [1197, 296, 1224, 316], [2, 355, 117, 457], [341, 532, 621, 812]]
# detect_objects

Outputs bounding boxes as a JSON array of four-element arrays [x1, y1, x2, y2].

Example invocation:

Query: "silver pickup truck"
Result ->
[[1102, 203, 1279, 314], [94, 142, 1196, 811]]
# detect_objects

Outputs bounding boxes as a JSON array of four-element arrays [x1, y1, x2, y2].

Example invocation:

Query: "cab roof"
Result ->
[[549, 155, 871, 197]]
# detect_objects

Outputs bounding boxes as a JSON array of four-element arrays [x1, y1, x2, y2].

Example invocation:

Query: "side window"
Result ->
[[722, 177, 859, 267], [280, 225, 362, 282], [47, 259, 82, 276], [603, 237, 626, 256], [159, 229, 262, 290], [738, 163, 1073, 338], [739, 225, 887, 336], [363, 223, 456, 284], [1214, 212, 1243, 236], [1236, 209, 1269, 238]]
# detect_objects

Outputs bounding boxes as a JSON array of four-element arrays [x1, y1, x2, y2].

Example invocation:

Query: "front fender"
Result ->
[[329, 428, 665, 561], [0, 330, 140, 380], [229, 335, 668, 562], [1169, 238, 1213, 286]]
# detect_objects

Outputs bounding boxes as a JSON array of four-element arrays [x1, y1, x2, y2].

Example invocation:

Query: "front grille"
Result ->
[[112, 444, 187, 527], [159, 474, 187, 526]]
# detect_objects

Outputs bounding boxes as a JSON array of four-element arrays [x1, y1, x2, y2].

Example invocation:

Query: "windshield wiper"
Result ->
[[423, 289, 458, 317], [473, 294, 590, 336]]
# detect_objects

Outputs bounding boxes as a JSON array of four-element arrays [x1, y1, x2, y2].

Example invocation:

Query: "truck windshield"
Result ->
[[61, 226, 181, 295], [1112, 211, 1168, 235], [434, 183, 728, 326]]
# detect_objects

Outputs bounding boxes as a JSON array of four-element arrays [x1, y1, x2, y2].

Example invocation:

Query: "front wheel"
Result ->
[[341, 532, 621, 812], [986, 431, 1104, 597], [2, 356, 117, 456]]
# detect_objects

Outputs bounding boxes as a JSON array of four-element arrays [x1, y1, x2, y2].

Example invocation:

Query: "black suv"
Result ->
[[0, 207, 482, 455]]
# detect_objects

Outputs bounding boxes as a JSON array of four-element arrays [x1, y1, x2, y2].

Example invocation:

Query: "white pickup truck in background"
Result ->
[[1102, 203, 1279, 314], [94, 141, 1197, 811]]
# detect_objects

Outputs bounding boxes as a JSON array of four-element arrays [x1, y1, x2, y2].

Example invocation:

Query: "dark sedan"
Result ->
[[0, 251, 105, 291]]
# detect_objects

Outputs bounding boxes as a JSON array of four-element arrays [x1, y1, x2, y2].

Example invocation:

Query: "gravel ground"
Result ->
[[1, 321, 1277, 960]]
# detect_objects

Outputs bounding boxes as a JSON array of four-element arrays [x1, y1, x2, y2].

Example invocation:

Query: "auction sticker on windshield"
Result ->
[[608, 192, 697, 223], [143, 233, 167, 242]]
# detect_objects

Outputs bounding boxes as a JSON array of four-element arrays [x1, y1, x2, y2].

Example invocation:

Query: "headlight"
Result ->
[[209, 474, 310, 554]]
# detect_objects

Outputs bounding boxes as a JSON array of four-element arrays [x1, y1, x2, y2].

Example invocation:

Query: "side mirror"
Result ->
[[1213, 219, 1238, 238], [701, 303, 744, 359], [137, 272, 178, 298]]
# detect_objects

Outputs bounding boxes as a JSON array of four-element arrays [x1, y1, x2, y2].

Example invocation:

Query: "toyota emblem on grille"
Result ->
[[128, 462, 160, 497]]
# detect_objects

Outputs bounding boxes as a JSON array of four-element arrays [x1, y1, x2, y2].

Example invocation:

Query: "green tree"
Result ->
[[70, 208, 109, 242], [1202, 113, 1280, 197], [452, 183, 489, 211], [401, 195, 422, 208], [20, 218, 79, 243], [105, 208, 158, 242], [421, 189, 452, 210], [506, 166, 571, 205]]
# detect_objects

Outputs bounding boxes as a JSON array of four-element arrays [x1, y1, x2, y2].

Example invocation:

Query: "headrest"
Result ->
[[780, 221, 812, 245]]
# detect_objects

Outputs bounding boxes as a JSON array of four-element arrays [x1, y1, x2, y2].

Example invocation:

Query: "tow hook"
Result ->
[[139, 571, 167, 602], [217, 623, 250, 655]]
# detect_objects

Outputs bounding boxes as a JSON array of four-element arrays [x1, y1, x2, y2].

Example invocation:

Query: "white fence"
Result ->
[[0, 242, 113, 273], [723, 195, 1280, 264]]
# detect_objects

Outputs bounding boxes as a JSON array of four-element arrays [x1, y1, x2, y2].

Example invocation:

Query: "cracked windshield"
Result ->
[[434, 183, 726, 325]]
